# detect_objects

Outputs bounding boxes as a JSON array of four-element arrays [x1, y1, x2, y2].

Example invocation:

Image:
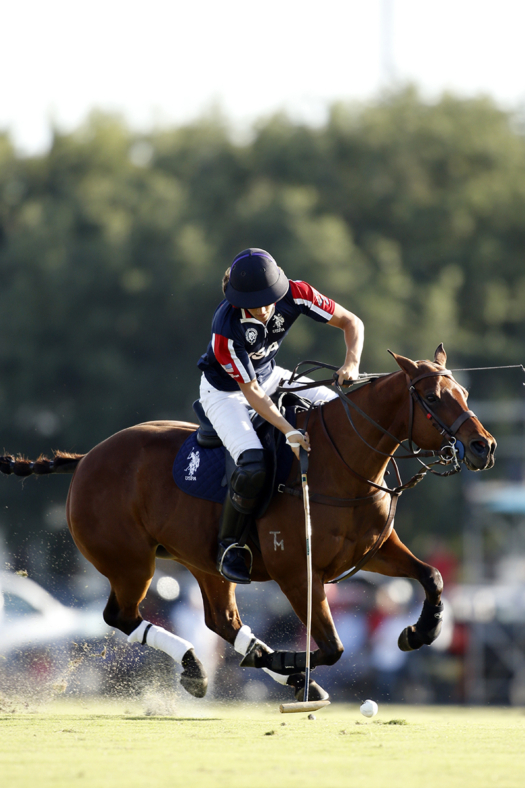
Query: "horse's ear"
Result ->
[[434, 343, 447, 367], [388, 349, 419, 379]]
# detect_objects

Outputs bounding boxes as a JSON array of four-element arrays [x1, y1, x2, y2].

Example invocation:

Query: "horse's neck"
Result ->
[[317, 374, 408, 489]]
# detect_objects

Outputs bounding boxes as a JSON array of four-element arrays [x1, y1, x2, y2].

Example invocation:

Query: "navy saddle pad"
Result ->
[[173, 433, 228, 504], [172, 418, 296, 505]]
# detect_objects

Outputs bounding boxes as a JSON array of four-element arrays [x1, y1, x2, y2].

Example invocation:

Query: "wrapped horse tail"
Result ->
[[0, 451, 84, 477]]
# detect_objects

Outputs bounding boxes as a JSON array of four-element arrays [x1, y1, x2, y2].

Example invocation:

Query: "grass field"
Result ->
[[0, 697, 524, 788]]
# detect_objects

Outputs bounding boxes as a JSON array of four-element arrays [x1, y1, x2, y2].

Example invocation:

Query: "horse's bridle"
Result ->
[[404, 368, 476, 473], [328, 366, 476, 480]]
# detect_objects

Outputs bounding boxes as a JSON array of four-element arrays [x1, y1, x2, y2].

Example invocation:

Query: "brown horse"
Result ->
[[0, 345, 496, 701]]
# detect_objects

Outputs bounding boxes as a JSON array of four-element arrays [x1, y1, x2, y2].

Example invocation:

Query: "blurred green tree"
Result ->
[[1, 90, 524, 576]]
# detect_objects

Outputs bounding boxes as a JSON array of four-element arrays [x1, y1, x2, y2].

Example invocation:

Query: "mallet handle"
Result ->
[[300, 444, 312, 704]]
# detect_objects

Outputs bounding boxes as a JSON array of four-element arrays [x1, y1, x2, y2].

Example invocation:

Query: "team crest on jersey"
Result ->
[[245, 327, 258, 345], [272, 313, 285, 332]]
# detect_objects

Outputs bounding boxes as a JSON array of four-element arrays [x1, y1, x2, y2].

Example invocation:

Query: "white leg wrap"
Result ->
[[127, 620, 150, 644], [127, 620, 193, 665], [234, 625, 255, 656], [262, 667, 289, 685], [234, 625, 288, 685]]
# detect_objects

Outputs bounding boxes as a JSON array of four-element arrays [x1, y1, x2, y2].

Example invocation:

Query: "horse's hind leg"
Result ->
[[66, 438, 209, 697], [102, 572, 208, 699], [192, 570, 328, 702], [364, 528, 444, 652], [74, 543, 208, 699]]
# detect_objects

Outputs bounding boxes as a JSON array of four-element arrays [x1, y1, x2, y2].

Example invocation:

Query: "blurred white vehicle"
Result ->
[[0, 570, 112, 692], [0, 570, 108, 655]]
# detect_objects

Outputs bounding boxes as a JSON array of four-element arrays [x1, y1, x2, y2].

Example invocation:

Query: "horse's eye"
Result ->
[[426, 394, 437, 403]]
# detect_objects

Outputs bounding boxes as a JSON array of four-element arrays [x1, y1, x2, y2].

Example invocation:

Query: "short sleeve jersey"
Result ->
[[197, 280, 336, 391]]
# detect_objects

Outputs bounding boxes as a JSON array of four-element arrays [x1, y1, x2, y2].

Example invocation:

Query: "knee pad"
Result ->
[[230, 450, 267, 512]]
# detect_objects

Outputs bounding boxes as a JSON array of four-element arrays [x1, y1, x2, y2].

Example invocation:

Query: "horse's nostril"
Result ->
[[471, 440, 488, 457]]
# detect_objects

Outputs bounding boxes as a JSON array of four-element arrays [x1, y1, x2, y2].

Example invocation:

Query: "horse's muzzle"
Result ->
[[464, 435, 496, 471]]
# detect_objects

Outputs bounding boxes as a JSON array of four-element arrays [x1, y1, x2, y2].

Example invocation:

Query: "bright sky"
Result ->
[[3, 0, 525, 154]]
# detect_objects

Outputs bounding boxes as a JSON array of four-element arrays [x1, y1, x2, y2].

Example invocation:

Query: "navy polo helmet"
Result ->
[[224, 248, 289, 309]]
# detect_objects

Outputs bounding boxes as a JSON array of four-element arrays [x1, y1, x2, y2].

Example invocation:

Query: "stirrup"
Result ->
[[218, 542, 253, 584]]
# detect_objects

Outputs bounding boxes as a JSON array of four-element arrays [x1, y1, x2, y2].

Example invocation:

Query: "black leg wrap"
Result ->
[[398, 600, 444, 652], [264, 651, 314, 676], [418, 600, 445, 642], [239, 640, 315, 676], [287, 673, 329, 702], [239, 638, 272, 668]]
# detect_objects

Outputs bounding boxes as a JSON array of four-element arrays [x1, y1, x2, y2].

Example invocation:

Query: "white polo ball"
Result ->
[[360, 699, 378, 718]]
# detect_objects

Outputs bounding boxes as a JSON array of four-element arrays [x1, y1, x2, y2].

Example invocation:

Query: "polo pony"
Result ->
[[0, 345, 496, 701]]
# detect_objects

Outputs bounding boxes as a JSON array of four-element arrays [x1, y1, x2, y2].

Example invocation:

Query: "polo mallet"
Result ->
[[280, 434, 331, 714]]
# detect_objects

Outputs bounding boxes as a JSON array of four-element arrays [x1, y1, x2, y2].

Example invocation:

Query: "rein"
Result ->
[[282, 360, 524, 384]]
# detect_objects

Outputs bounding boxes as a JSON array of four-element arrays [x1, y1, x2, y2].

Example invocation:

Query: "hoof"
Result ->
[[180, 648, 208, 698], [287, 673, 329, 702], [398, 626, 424, 652]]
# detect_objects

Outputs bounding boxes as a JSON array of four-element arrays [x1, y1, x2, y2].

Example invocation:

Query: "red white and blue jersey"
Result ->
[[198, 280, 336, 391]]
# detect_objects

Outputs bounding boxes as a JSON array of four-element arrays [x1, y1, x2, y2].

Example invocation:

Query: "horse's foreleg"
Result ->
[[193, 570, 328, 702], [193, 571, 287, 686], [240, 573, 342, 681], [364, 528, 444, 652]]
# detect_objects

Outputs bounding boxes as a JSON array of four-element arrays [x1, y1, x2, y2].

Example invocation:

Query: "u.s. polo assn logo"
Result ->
[[185, 449, 200, 481], [272, 313, 285, 332]]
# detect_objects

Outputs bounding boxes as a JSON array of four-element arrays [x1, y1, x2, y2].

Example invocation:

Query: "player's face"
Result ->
[[250, 304, 275, 324]]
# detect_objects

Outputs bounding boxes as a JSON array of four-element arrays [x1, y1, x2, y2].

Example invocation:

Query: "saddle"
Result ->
[[172, 393, 310, 519]]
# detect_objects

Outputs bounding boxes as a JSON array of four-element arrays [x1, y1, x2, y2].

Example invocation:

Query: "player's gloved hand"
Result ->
[[285, 430, 311, 461], [335, 362, 360, 386]]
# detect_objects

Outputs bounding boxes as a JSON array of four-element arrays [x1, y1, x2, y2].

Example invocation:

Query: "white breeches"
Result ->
[[199, 365, 337, 464]]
